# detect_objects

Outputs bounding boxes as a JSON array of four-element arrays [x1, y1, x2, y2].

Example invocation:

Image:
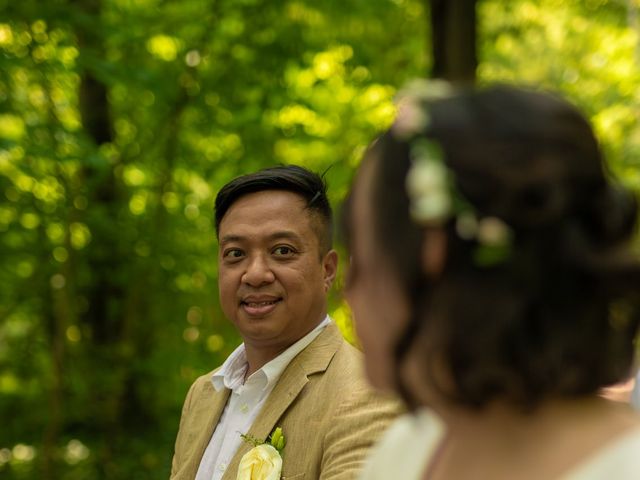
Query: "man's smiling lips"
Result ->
[[240, 295, 283, 317]]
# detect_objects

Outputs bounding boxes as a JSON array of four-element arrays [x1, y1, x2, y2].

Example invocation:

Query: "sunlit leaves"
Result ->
[[0, 115, 25, 141], [331, 302, 358, 346], [0, 24, 13, 45], [146, 34, 182, 62], [69, 222, 91, 249], [269, 43, 396, 176], [52, 246, 68, 263], [0, 206, 16, 231], [4, 1, 640, 479], [276, 104, 334, 136], [122, 165, 146, 186], [480, 0, 640, 186], [19, 212, 40, 229]]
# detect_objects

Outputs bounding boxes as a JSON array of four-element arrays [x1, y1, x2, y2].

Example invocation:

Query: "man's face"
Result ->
[[218, 190, 337, 353]]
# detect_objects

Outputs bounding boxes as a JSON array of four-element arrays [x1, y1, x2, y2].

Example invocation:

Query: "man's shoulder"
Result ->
[[185, 368, 218, 394], [335, 335, 363, 357], [313, 334, 372, 390], [332, 337, 364, 371]]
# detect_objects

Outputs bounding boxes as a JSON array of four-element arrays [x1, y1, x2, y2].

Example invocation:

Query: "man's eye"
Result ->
[[223, 249, 244, 259], [273, 246, 295, 256]]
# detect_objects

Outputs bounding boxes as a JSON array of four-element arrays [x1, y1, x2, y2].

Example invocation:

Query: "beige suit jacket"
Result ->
[[170, 323, 399, 480]]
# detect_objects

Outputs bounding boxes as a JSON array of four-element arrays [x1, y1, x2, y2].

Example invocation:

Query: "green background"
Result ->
[[2, 0, 640, 478]]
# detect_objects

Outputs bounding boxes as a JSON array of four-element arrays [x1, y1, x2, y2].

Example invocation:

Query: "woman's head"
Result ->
[[344, 83, 640, 410]]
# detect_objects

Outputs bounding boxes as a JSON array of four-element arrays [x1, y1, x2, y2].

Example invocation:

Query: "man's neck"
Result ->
[[243, 344, 289, 378], [242, 319, 327, 378]]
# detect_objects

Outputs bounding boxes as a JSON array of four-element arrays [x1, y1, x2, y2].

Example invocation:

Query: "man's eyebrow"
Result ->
[[267, 230, 303, 242], [219, 231, 303, 245], [219, 234, 244, 246]]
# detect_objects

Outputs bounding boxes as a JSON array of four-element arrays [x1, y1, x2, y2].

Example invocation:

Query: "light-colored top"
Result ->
[[360, 409, 640, 480], [195, 316, 330, 480], [631, 370, 640, 410]]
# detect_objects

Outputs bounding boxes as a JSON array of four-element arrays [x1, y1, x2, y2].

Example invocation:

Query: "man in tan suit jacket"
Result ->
[[171, 165, 398, 480]]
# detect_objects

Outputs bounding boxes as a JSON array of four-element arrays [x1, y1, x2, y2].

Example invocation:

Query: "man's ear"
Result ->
[[421, 229, 447, 279], [322, 250, 339, 292]]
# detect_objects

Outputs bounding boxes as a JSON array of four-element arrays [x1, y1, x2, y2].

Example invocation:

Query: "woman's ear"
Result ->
[[421, 229, 447, 279]]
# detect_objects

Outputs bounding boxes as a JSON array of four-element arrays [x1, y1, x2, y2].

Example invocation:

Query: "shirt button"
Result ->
[[218, 463, 227, 472], [240, 404, 249, 413]]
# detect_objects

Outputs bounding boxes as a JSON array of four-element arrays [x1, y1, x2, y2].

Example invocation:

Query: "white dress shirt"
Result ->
[[194, 316, 330, 480]]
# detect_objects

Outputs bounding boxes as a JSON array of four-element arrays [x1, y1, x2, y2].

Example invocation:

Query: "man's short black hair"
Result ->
[[214, 165, 333, 253]]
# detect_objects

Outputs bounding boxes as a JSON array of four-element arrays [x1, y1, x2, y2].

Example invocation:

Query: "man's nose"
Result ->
[[242, 255, 275, 287]]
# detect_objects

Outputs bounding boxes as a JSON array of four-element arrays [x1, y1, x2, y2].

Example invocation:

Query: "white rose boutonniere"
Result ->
[[237, 427, 286, 480]]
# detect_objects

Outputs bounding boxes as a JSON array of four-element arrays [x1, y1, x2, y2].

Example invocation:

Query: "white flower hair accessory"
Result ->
[[392, 78, 453, 141], [394, 79, 513, 267], [406, 138, 451, 225]]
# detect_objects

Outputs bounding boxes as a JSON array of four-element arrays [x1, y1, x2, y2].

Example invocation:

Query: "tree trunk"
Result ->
[[429, 0, 478, 84]]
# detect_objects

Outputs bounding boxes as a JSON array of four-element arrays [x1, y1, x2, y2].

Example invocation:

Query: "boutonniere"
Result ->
[[237, 427, 286, 480]]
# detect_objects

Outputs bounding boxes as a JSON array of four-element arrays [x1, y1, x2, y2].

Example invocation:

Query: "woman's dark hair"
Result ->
[[215, 164, 333, 254], [359, 85, 640, 410]]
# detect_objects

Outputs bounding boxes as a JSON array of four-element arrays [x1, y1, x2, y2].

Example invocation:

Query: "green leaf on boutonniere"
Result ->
[[240, 426, 286, 455], [267, 427, 286, 454], [239, 432, 264, 448]]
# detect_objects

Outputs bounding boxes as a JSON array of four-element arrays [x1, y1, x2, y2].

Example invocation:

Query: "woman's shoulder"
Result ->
[[564, 421, 640, 479], [358, 409, 444, 480]]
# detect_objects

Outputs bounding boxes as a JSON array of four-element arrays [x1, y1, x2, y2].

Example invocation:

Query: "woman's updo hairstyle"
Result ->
[[369, 83, 640, 410]]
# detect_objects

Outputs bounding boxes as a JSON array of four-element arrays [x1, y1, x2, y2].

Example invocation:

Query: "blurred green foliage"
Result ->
[[1, 0, 639, 478]]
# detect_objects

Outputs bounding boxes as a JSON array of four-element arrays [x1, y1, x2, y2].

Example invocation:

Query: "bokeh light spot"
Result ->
[[12, 444, 35, 462], [183, 327, 200, 343], [66, 325, 81, 343], [187, 306, 203, 325], [0, 114, 25, 141], [53, 246, 69, 263], [20, 212, 40, 229], [146, 34, 180, 61], [70, 222, 91, 249], [0, 24, 13, 45], [64, 439, 89, 464], [206, 335, 225, 352], [50, 274, 66, 289]]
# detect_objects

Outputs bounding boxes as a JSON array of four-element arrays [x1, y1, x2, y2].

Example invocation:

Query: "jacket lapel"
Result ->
[[178, 382, 231, 480], [222, 323, 344, 479]]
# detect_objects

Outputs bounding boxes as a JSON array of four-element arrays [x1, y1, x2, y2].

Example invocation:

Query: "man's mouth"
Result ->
[[242, 299, 280, 308], [240, 297, 282, 316]]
